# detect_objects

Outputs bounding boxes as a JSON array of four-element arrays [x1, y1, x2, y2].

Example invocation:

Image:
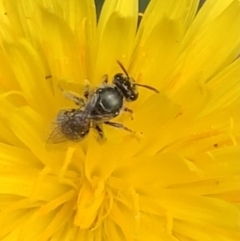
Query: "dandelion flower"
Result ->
[[0, 0, 240, 240]]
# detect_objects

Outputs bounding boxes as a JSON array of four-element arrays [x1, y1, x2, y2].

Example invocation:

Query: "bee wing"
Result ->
[[87, 113, 113, 122], [81, 92, 98, 117], [47, 109, 69, 144], [47, 124, 69, 144], [47, 91, 98, 144]]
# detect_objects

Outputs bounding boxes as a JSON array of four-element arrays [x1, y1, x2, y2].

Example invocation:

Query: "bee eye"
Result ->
[[128, 92, 138, 101]]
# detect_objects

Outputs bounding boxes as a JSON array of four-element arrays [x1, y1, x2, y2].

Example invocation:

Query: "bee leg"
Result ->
[[58, 84, 85, 106], [95, 124, 105, 140], [102, 74, 108, 84], [123, 107, 134, 120], [124, 107, 133, 114], [63, 91, 85, 106], [83, 79, 91, 99], [104, 121, 133, 133], [84, 88, 90, 99]]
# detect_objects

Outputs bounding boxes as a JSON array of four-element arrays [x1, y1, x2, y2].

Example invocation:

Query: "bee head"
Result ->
[[113, 61, 159, 102], [113, 73, 138, 102]]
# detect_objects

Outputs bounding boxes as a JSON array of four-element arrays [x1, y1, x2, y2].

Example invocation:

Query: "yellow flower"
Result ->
[[0, 0, 239, 240]]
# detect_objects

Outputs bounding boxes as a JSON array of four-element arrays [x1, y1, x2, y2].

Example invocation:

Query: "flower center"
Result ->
[[74, 179, 112, 229]]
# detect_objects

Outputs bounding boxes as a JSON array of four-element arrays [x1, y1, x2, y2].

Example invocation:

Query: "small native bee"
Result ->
[[48, 61, 159, 143]]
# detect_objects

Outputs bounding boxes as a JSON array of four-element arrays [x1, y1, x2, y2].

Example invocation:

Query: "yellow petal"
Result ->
[[2, 0, 38, 43], [111, 152, 204, 189], [74, 181, 105, 229], [140, 188, 239, 229], [180, 1, 240, 85], [139, 0, 199, 42], [2, 40, 55, 116], [98, 0, 138, 40], [94, 0, 138, 82], [40, 8, 85, 83], [0, 48, 19, 91], [85, 139, 120, 182], [137, 213, 179, 241], [172, 176, 240, 196], [37, 202, 74, 241], [130, 17, 184, 90], [185, 0, 236, 42], [174, 220, 240, 241], [0, 210, 32, 239], [8, 106, 50, 164], [204, 58, 240, 115], [38, 0, 97, 81]]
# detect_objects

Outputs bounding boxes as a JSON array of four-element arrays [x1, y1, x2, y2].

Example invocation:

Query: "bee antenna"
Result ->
[[117, 60, 129, 78], [116, 60, 159, 93], [135, 83, 159, 93]]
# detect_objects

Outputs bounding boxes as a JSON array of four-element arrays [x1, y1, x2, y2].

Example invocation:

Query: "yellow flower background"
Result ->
[[0, 0, 239, 240]]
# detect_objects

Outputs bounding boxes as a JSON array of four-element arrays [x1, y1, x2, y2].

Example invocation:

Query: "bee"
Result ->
[[48, 61, 159, 143]]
